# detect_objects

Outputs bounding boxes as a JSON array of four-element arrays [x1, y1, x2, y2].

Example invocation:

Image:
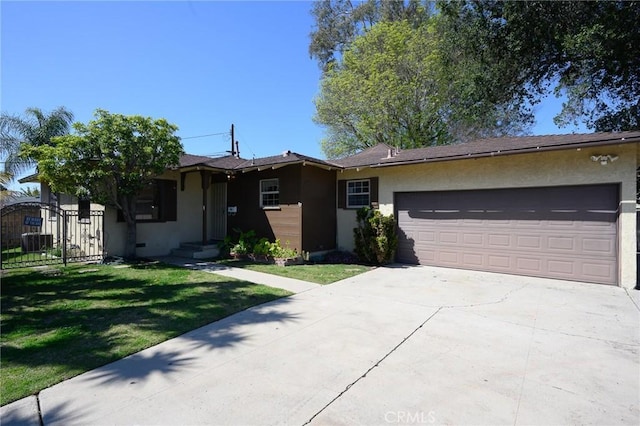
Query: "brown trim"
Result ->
[[370, 177, 379, 204], [337, 180, 346, 209]]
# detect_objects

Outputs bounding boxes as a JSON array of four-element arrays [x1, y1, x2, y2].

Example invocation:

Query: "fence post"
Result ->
[[62, 210, 67, 267]]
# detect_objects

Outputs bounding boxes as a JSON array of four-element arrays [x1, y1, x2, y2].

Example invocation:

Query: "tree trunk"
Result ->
[[120, 195, 138, 259]]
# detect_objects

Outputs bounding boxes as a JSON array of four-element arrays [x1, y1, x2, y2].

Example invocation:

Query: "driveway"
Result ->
[[3, 265, 639, 425]]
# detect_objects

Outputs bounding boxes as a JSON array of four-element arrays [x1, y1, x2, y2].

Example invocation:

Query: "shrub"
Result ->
[[269, 239, 299, 259], [253, 238, 272, 256], [222, 228, 257, 256], [353, 207, 398, 265]]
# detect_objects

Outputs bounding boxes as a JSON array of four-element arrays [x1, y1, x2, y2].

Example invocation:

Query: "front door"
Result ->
[[210, 182, 227, 240]]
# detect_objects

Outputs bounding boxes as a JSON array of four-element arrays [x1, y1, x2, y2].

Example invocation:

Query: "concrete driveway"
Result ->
[[3, 265, 639, 425]]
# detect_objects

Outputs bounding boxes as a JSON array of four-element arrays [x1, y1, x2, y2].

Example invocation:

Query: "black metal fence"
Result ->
[[1, 202, 105, 269]]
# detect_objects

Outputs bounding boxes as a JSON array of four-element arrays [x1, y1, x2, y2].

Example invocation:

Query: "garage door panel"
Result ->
[[582, 238, 614, 254], [516, 235, 542, 249], [548, 236, 574, 250], [463, 233, 484, 245], [548, 260, 574, 275], [488, 255, 511, 268], [396, 185, 618, 285]]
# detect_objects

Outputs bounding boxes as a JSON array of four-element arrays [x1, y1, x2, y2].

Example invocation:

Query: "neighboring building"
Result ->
[[19, 131, 640, 288]]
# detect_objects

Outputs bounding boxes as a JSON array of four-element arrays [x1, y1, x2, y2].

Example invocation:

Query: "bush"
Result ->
[[353, 207, 398, 265], [252, 238, 272, 256], [222, 228, 257, 256], [269, 239, 299, 259]]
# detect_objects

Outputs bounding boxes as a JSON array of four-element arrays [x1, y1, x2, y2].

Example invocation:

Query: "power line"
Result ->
[[180, 131, 229, 140]]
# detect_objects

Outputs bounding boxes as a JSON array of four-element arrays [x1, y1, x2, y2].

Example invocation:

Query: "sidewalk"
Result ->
[[154, 256, 321, 294]]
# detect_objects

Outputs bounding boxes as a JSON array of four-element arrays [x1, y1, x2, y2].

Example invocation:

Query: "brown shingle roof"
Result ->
[[233, 151, 339, 171], [179, 154, 216, 168], [333, 131, 640, 169]]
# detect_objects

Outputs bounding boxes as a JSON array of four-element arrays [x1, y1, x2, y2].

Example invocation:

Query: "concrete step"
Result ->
[[171, 244, 220, 260]]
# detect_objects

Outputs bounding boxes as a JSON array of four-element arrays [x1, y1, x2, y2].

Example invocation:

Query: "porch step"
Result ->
[[170, 242, 220, 260]]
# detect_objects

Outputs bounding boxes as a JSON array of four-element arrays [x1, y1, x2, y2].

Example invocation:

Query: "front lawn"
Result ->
[[217, 260, 372, 284], [0, 263, 291, 406]]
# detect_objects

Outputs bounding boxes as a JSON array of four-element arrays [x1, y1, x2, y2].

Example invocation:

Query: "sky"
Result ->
[[1, 0, 587, 189]]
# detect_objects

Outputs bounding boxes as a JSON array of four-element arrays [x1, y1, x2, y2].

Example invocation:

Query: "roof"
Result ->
[[333, 131, 640, 169], [18, 131, 640, 184], [233, 151, 339, 172], [18, 173, 40, 184]]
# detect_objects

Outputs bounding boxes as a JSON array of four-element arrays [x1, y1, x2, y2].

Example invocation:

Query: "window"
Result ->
[[78, 197, 91, 223], [260, 178, 279, 208], [117, 179, 177, 222], [347, 180, 370, 208], [338, 177, 378, 209], [136, 183, 158, 220]]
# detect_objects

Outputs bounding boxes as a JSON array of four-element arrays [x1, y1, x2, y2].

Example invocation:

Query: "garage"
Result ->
[[395, 184, 619, 285]]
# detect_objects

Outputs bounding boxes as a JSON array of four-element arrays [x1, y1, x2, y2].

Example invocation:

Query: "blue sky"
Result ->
[[2, 1, 586, 188]]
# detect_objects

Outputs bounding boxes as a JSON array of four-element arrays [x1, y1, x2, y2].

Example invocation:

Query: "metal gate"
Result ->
[[1, 202, 105, 269]]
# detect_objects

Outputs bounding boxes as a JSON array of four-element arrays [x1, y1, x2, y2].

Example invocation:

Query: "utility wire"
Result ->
[[180, 131, 229, 140]]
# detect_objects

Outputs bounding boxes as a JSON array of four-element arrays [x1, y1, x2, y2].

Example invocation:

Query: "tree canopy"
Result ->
[[0, 106, 74, 179], [310, 0, 640, 157], [437, 0, 640, 132], [312, 3, 528, 158], [26, 109, 184, 258]]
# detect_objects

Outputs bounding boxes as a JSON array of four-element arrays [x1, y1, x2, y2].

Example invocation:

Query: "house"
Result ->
[[18, 131, 640, 288], [22, 150, 339, 259], [331, 132, 640, 288]]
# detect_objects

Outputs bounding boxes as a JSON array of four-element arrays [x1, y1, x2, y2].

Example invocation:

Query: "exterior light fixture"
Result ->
[[590, 154, 619, 165]]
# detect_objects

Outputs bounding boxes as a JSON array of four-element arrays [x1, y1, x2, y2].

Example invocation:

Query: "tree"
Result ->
[[25, 109, 184, 258], [314, 19, 529, 158], [437, 1, 640, 131], [310, 1, 640, 157], [0, 107, 74, 179], [309, 0, 432, 71]]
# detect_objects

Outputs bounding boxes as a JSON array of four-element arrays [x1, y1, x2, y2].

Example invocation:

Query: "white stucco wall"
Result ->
[[40, 170, 224, 258], [337, 143, 638, 288], [104, 170, 214, 258]]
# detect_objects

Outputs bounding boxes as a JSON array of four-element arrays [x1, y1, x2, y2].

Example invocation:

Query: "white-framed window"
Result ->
[[260, 178, 279, 208], [347, 179, 370, 208]]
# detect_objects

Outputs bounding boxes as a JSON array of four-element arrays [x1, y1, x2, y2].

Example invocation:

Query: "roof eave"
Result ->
[[18, 173, 40, 184], [238, 159, 337, 173], [348, 136, 640, 170]]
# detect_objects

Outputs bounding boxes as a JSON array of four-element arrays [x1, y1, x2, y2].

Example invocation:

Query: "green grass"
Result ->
[[2, 246, 61, 268], [0, 263, 292, 406], [217, 260, 372, 284]]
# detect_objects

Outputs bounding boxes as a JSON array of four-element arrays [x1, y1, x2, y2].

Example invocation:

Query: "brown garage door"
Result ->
[[395, 184, 618, 285]]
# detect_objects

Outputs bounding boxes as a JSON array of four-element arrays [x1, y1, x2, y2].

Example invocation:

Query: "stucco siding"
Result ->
[[103, 171, 213, 257], [337, 144, 637, 287]]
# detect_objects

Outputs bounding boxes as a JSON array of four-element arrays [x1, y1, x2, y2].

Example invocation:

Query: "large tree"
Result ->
[[314, 18, 528, 158], [0, 106, 74, 179], [310, 1, 640, 157], [436, 0, 640, 131], [26, 109, 184, 258], [309, 0, 432, 71]]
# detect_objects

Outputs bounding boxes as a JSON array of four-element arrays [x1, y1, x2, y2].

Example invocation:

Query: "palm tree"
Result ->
[[0, 171, 16, 207], [0, 106, 74, 180]]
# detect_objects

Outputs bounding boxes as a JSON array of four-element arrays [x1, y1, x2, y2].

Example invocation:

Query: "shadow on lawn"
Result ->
[[1, 263, 295, 397]]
